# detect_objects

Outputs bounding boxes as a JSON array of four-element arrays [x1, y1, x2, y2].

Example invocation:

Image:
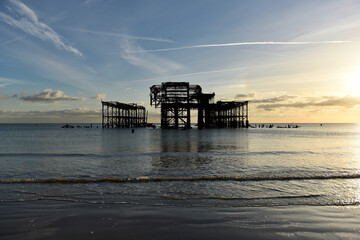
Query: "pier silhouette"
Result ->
[[102, 82, 249, 129]]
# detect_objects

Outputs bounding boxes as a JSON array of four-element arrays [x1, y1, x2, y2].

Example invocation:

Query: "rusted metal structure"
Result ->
[[150, 82, 249, 129], [102, 101, 147, 128]]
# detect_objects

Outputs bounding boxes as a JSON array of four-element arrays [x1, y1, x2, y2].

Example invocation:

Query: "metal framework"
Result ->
[[102, 101, 147, 128], [150, 82, 212, 129], [150, 82, 249, 129], [203, 101, 249, 128]]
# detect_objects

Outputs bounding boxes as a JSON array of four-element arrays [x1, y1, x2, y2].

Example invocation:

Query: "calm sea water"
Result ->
[[1, 123, 360, 208]]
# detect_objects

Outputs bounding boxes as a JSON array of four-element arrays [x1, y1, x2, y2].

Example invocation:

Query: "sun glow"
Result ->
[[349, 70, 360, 96]]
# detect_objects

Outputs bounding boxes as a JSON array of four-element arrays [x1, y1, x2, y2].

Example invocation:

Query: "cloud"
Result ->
[[252, 95, 297, 103], [20, 89, 85, 103], [0, 94, 11, 99], [0, 77, 23, 87], [256, 95, 360, 111], [82, 0, 100, 5], [0, 0, 82, 56], [293, 19, 360, 42], [11, 48, 97, 90], [0, 108, 101, 123], [62, 26, 173, 43], [236, 93, 255, 98], [126, 63, 282, 83], [311, 95, 360, 107], [129, 41, 351, 53], [0, 36, 24, 46], [120, 40, 183, 74], [91, 93, 106, 100]]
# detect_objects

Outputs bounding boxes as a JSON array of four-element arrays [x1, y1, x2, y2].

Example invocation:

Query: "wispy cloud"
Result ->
[[82, 0, 100, 5], [91, 93, 106, 100], [62, 26, 174, 43], [257, 95, 360, 111], [127, 63, 282, 83], [235, 93, 256, 98], [0, 77, 23, 87], [0, 36, 24, 46], [0, 0, 82, 56], [293, 20, 360, 42], [0, 94, 11, 99], [252, 95, 297, 103], [13, 49, 97, 90], [0, 108, 101, 123], [120, 40, 183, 74], [129, 41, 351, 53], [20, 89, 85, 103]]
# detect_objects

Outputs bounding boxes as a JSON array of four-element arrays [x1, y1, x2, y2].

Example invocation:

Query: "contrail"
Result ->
[[0, 36, 24, 46], [61, 26, 174, 43], [128, 41, 351, 53]]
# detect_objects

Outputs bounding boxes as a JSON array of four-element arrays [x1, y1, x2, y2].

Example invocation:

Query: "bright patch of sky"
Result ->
[[1, 0, 360, 123]]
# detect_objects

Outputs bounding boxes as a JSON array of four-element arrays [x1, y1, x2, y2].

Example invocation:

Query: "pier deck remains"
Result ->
[[102, 101, 147, 128], [150, 82, 249, 129]]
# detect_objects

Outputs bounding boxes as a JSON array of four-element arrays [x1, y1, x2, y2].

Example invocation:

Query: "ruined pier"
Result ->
[[101, 101, 147, 128], [150, 82, 249, 129]]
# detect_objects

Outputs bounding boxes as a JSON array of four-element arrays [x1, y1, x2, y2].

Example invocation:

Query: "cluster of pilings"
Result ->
[[198, 101, 249, 128], [102, 101, 147, 128], [150, 82, 205, 129], [150, 82, 249, 129]]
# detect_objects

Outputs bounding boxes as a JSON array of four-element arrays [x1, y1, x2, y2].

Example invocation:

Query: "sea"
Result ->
[[1, 123, 360, 239]]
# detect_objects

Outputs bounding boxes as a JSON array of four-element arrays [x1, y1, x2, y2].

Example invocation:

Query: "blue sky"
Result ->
[[1, 0, 360, 123]]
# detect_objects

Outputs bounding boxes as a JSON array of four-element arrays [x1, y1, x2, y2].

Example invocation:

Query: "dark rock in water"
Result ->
[[62, 124, 74, 128]]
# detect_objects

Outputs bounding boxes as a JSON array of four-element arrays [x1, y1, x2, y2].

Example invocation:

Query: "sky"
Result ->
[[1, 0, 360, 123]]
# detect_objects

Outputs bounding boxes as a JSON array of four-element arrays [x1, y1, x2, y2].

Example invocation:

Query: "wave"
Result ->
[[0, 153, 105, 158], [211, 194, 323, 201], [2, 195, 359, 208], [0, 150, 318, 158], [2, 173, 360, 184]]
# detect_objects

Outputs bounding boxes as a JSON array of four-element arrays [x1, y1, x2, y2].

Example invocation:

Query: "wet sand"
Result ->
[[1, 201, 360, 239]]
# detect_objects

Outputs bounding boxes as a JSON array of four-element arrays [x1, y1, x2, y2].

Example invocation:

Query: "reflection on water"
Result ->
[[100, 128, 250, 173], [1, 124, 360, 207], [154, 129, 249, 172]]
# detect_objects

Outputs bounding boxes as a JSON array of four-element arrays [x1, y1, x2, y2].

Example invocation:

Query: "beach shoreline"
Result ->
[[1, 201, 359, 240]]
